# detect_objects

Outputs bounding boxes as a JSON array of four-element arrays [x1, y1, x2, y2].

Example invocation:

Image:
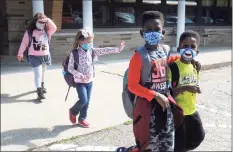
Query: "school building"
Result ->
[[1, 0, 232, 60]]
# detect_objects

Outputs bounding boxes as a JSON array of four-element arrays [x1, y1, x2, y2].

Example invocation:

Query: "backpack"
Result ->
[[122, 45, 167, 119], [62, 49, 95, 101], [23, 29, 49, 63], [23, 29, 33, 62]]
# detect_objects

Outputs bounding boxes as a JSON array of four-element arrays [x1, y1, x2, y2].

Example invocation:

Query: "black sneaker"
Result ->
[[37, 88, 46, 100], [41, 82, 47, 93]]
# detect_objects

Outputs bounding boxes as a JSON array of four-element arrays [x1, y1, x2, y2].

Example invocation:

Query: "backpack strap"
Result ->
[[46, 32, 50, 44], [91, 49, 95, 62], [71, 49, 79, 70], [27, 29, 33, 49], [136, 46, 151, 86], [169, 62, 180, 88], [160, 44, 170, 55]]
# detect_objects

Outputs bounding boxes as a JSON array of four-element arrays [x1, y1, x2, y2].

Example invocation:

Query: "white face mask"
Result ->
[[36, 22, 45, 30]]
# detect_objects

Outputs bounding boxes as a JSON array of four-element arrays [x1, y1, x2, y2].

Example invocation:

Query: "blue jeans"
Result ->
[[70, 82, 93, 121]]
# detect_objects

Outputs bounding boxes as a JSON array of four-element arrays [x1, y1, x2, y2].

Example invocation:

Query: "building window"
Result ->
[[202, 0, 214, 6], [114, 0, 136, 3], [142, 0, 162, 11], [112, 0, 137, 27], [214, 8, 231, 24], [216, 0, 228, 7], [93, 1, 112, 27], [201, 9, 215, 24], [165, 0, 197, 25], [114, 7, 135, 25], [200, 0, 231, 25], [61, 0, 231, 29], [62, 1, 83, 29]]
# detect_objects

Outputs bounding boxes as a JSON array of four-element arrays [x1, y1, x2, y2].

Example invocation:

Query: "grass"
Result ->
[[124, 120, 133, 125]]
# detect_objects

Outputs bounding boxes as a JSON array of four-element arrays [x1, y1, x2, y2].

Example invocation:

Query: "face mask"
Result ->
[[81, 43, 92, 51], [143, 31, 163, 45], [36, 22, 45, 30], [179, 47, 197, 61]]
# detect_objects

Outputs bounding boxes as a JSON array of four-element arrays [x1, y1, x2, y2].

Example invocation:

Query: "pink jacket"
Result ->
[[18, 18, 57, 57]]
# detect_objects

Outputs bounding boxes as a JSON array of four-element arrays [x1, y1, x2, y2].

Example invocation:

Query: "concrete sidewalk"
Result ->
[[0, 46, 232, 151], [95, 46, 232, 76], [1, 70, 129, 151]]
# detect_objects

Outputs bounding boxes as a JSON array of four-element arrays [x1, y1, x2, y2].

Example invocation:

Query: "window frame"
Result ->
[[61, 0, 232, 29]]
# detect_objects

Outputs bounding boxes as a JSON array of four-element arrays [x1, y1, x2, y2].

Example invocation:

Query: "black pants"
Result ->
[[174, 111, 205, 152]]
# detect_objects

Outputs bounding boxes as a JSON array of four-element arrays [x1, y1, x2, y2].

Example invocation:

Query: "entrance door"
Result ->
[[0, 0, 7, 55]]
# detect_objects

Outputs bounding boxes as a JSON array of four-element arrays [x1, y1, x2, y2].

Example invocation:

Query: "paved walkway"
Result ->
[[1, 46, 231, 151], [32, 67, 232, 151]]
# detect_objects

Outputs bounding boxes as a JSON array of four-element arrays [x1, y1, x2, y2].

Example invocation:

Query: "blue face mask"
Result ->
[[81, 43, 92, 51], [143, 31, 163, 45], [179, 47, 197, 61]]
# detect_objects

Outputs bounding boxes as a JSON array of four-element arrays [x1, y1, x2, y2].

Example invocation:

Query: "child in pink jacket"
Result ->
[[17, 13, 57, 100]]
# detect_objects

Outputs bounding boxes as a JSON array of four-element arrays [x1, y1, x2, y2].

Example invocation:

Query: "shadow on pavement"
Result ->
[[1, 124, 79, 149], [1, 91, 41, 104]]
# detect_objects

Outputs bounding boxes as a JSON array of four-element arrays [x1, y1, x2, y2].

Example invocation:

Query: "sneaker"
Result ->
[[69, 110, 76, 124], [116, 147, 127, 152], [130, 147, 139, 152], [79, 120, 90, 128], [116, 146, 139, 152], [37, 88, 46, 100], [41, 82, 47, 93]]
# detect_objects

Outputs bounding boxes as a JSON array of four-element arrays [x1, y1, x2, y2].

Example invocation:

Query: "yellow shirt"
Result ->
[[168, 60, 200, 115]]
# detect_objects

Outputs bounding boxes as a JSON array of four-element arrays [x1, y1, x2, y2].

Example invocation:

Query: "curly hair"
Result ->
[[179, 30, 201, 46], [142, 11, 164, 27]]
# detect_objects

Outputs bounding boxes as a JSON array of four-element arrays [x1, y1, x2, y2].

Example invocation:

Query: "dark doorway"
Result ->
[[0, 0, 8, 55]]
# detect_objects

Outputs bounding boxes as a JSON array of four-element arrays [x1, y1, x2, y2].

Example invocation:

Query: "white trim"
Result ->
[[53, 31, 139, 36]]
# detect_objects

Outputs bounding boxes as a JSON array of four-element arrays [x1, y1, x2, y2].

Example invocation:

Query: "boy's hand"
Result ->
[[191, 60, 201, 72], [119, 41, 126, 52], [172, 85, 201, 97], [154, 93, 170, 111], [183, 85, 201, 94]]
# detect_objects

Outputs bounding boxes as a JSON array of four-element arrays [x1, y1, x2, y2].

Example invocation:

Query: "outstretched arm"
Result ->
[[93, 41, 126, 56]]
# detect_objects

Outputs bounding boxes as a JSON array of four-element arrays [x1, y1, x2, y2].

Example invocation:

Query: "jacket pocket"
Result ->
[[133, 115, 142, 125]]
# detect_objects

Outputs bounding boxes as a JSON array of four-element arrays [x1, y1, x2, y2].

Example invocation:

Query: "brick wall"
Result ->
[[51, 0, 63, 32], [2, 0, 232, 57], [45, 0, 63, 31], [44, 0, 53, 18], [5, 0, 32, 55], [50, 26, 232, 62], [4, 0, 63, 56]]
